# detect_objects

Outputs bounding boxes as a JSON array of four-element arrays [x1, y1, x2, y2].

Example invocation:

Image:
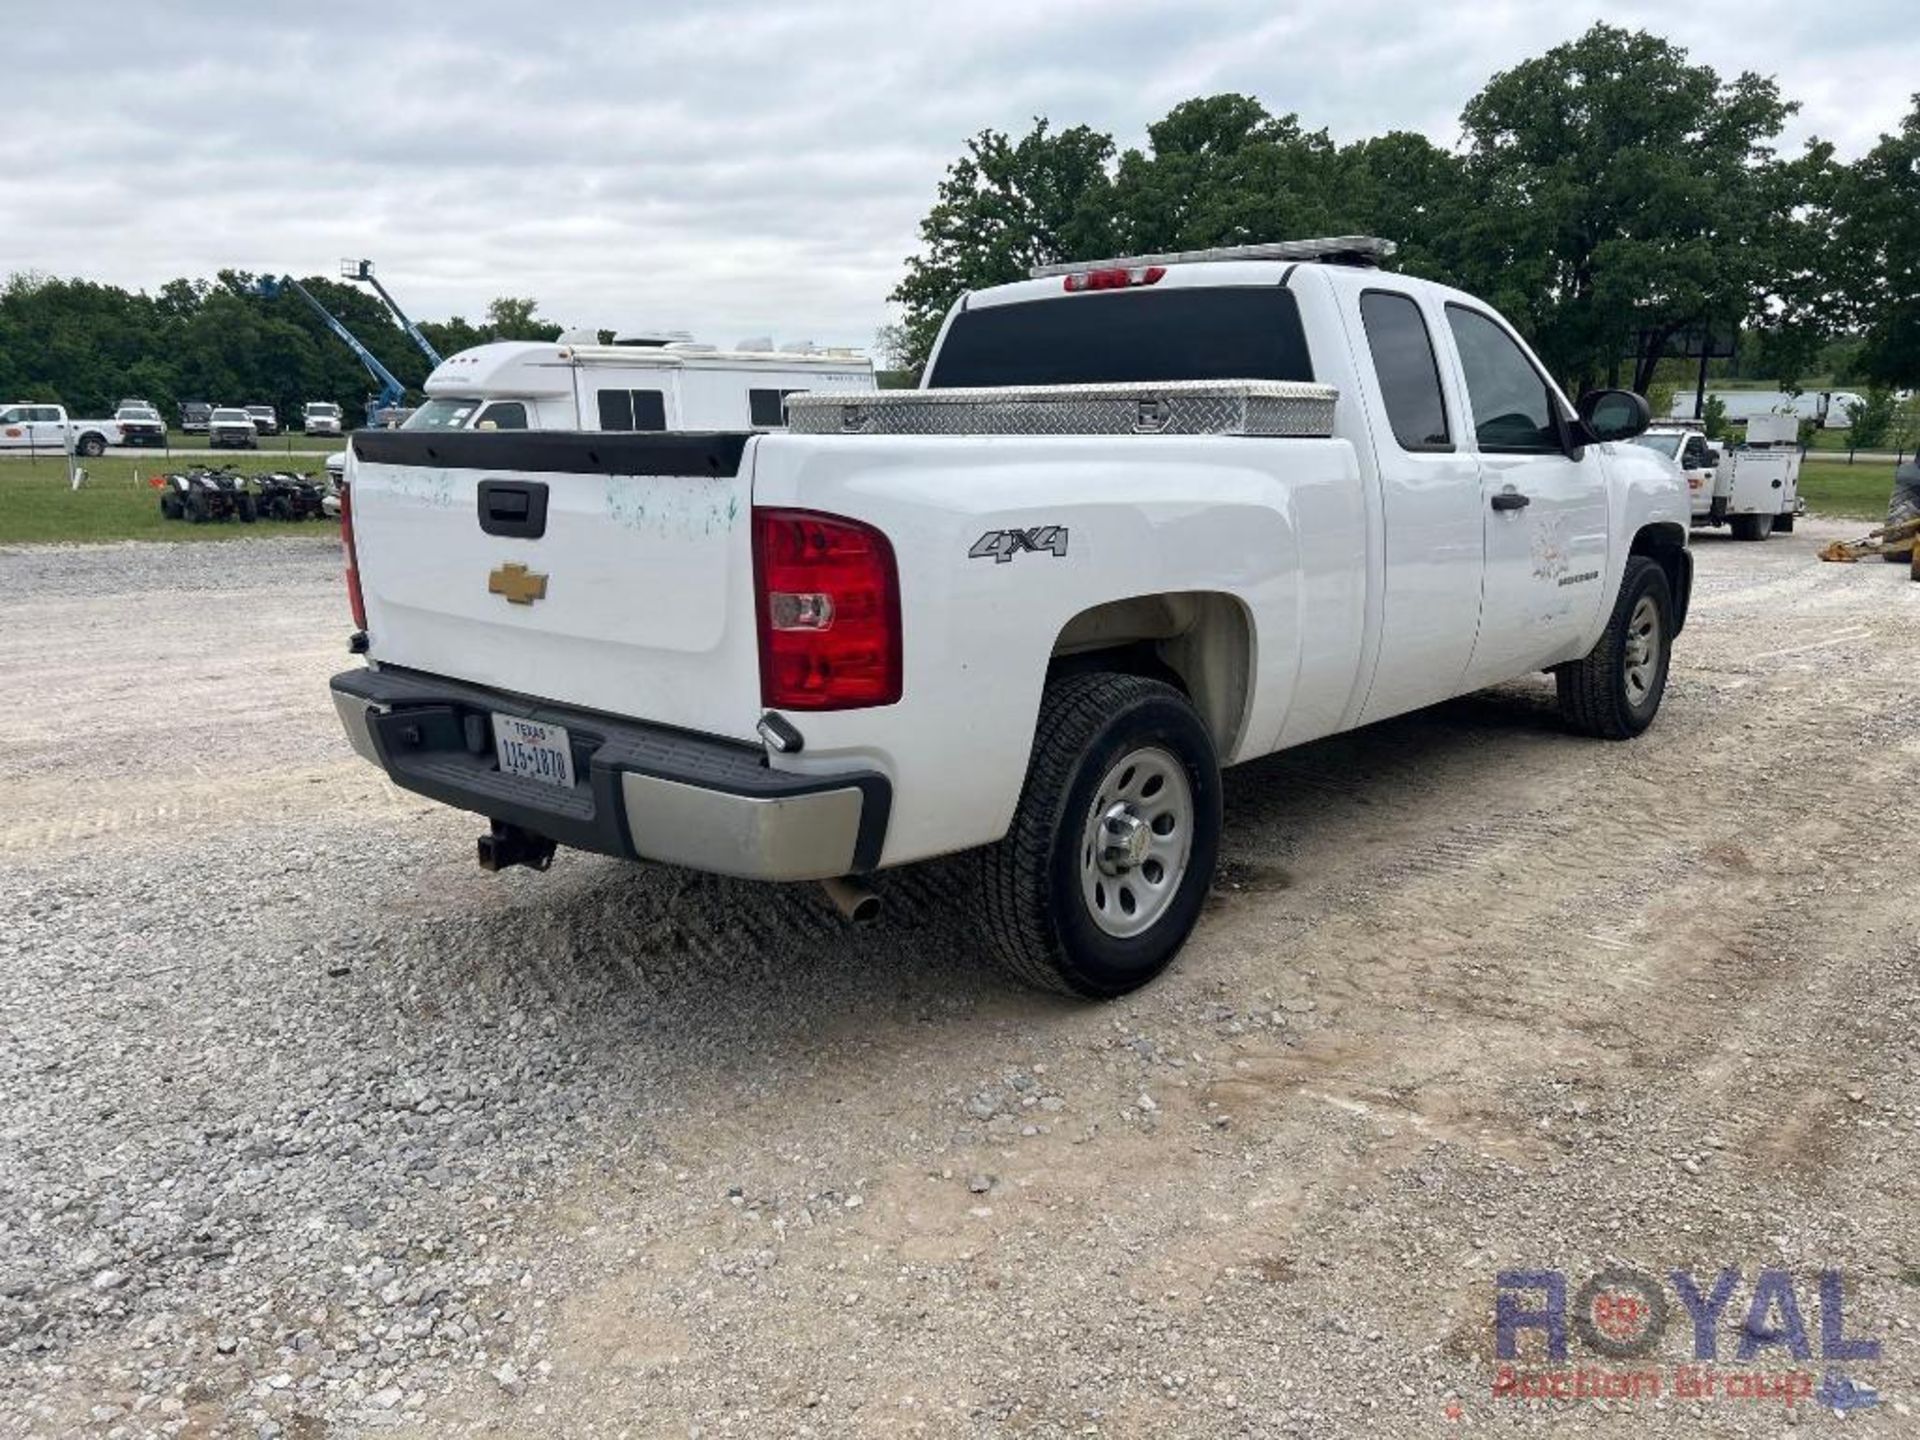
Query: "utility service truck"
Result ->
[[329, 237, 1690, 998], [402, 338, 874, 434], [1682, 414, 1802, 540]]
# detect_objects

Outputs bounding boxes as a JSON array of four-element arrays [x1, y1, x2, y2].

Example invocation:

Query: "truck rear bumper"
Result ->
[[330, 666, 890, 880]]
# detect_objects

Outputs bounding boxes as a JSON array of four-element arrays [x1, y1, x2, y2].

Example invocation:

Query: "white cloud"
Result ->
[[2, 0, 1912, 349]]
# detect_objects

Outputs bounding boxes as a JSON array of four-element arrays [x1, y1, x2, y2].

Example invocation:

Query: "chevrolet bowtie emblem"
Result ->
[[488, 562, 548, 605]]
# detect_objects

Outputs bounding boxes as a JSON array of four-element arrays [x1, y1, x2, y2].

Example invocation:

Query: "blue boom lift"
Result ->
[[260, 275, 411, 427], [342, 259, 444, 369]]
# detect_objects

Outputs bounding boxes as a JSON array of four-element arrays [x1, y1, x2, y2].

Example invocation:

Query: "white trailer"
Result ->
[[404, 339, 875, 435], [1667, 389, 1864, 430]]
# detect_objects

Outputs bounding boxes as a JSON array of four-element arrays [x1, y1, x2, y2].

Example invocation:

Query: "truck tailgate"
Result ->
[[348, 430, 763, 741]]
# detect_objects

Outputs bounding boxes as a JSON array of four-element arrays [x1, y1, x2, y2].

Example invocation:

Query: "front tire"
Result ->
[[1556, 555, 1673, 740], [977, 673, 1222, 998]]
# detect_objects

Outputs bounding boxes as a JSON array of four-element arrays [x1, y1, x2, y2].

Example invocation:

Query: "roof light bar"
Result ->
[[1030, 235, 1396, 279]]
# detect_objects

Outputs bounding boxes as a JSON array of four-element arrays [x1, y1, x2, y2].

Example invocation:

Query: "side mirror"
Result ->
[[1576, 389, 1651, 443]]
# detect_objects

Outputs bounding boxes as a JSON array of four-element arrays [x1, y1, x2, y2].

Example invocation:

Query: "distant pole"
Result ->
[[1693, 331, 1710, 421]]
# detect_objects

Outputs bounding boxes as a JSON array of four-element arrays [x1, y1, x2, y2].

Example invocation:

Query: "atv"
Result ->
[[252, 470, 327, 521], [158, 468, 257, 523]]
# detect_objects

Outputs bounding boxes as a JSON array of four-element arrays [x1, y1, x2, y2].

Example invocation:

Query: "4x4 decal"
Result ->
[[970, 526, 1069, 564]]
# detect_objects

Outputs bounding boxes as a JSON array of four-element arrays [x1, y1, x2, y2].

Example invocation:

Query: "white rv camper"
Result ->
[[403, 339, 874, 434]]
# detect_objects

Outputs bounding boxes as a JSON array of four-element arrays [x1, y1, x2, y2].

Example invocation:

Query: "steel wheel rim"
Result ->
[[1079, 745, 1194, 939], [1623, 595, 1663, 707]]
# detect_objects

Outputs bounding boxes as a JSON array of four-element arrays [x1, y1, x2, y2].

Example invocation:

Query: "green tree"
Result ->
[[1455, 24, 1806, 394], [1108, 96, 1345, 252], [888, 120, 1117, 371], [483, 297, 561, 342], [1835, 97, 1920, 387], [1335, 131, 1468, 281], [1844, 389, 1897, 449]]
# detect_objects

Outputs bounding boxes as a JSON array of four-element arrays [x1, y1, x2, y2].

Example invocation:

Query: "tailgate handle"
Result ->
[[477, 480, 549, 539]]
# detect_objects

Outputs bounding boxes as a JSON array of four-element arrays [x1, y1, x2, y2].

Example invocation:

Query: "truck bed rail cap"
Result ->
[[786, 379, 1338, 439]]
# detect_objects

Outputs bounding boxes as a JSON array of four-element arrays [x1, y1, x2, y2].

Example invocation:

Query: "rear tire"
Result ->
[[1556, 555, 1672, 740], [977, 673, 1222, 998], [1731, 512, 1772, 541], [77, 433, 106, 458]]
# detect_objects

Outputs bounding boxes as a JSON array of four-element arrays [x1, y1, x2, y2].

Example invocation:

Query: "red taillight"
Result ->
[[1063, 265, 1165, 293], [340, 480, 367, 631], [753, 508, 901, 710]]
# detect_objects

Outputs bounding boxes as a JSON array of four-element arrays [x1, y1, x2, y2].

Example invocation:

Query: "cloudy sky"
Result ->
[[4, 1, 1914, 351]]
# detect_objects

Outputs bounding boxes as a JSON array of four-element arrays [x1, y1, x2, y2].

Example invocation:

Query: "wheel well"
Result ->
[[1047, 592, 1253, 757], [1631, 523, 1691, 635]]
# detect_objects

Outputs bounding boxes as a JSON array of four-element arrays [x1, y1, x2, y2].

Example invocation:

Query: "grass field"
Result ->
[[1799, 458, 1898, 520], [0, 457, 336, 544], [2, 450, 1897, 545]]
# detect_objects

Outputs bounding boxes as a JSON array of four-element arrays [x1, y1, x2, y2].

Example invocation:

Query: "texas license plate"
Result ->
[[492, 715, 575, 789]]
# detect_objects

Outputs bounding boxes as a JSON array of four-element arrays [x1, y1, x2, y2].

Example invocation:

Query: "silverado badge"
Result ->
[[488, 562, 549, 606]]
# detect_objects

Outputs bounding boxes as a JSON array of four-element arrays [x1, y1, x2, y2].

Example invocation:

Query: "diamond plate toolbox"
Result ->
[[785, 380, 1339, 438]]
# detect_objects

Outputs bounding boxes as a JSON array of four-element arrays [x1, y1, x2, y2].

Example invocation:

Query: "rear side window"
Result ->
[[597, 389, 667, 432], [1445, 305, 1563, 453], [1359, 291, 1450, 451], [927, 287, 1314, 388], [748, 388, 801, 427]]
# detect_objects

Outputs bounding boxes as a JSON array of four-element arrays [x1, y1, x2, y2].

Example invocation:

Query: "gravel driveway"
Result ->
[[2, 523, 1917, 1438]]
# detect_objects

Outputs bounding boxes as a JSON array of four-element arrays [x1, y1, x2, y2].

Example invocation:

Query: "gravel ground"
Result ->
[[1, 523, 1917, 1438]]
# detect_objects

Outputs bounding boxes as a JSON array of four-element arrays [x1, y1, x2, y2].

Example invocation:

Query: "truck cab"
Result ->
[[403, 339, 875, 435]]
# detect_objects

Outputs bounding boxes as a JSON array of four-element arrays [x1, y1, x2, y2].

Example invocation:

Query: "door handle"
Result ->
[[1491, 490, 1532, 512]]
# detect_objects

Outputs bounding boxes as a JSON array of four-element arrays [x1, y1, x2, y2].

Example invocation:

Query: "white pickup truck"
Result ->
[[0, 402, 122, 456], [330, 236, 1690, 997]]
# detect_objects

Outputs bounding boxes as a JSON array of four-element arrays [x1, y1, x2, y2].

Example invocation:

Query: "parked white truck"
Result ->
[[330, 237, 1690, 997], [1639, 414, 1800, 540], [0, 402, 122, 456]]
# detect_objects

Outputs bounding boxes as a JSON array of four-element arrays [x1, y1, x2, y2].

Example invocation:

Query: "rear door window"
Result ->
[[1359, 291, 1451, 451], [927, 287, 1314, 388]]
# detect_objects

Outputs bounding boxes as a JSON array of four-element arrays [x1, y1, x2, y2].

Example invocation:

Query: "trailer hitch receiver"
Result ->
[[477, 820, 557, 873]]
